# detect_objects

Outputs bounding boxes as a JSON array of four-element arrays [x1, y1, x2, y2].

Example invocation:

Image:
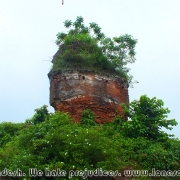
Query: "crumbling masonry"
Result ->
[[48, 50, 129, 123]]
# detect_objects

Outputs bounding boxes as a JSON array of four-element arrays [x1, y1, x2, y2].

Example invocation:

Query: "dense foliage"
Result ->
[[117, 95, 178, 141], [80, 109, 96, 127], [52, 16, 137, 84], [0, 96, 179, 180]]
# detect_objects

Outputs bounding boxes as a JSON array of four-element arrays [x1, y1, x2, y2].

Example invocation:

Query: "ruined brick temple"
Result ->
[[48, 49, 129, 123]]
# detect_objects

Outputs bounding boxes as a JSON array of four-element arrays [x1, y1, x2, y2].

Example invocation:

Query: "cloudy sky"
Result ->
[[0, 0, 180, 138]]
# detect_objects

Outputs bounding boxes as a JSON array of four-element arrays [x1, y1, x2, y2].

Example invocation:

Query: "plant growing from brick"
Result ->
[[53, 16, 137, 84]]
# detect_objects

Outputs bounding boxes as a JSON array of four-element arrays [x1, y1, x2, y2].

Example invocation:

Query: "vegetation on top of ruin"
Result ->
[[51, 16, 137, 84]]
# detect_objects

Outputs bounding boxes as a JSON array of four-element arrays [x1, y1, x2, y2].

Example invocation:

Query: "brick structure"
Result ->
[[48, 67, 129, 123]]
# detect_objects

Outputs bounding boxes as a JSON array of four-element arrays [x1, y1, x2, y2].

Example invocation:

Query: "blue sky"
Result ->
[[0, 0, 180, 138]]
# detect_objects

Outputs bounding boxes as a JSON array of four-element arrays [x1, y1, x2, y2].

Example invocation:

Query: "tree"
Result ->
[[26, 105, 49, 125], [0, 112, 122, 179], [121, 95, 178, 140], [54, 16, 137, 85], [0, 106, 179, 179], [0, 122, 22, 147]]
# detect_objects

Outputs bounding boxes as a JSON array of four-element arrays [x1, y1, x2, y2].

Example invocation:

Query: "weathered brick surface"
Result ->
[[48, 70, 129, 123]]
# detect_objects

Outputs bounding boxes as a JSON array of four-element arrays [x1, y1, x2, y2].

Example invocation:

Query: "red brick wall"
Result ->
[[48, 70, 129, 123]]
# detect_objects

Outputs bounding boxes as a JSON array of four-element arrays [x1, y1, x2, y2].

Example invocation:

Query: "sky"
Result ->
[[0, 0, 180, 138]]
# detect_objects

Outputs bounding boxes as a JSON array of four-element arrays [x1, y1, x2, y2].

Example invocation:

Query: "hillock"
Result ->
[[0, 96, 179, 180]]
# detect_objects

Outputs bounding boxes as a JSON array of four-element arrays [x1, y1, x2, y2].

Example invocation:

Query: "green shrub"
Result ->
[[120, 95, 178, 141], [52, 16, 138, 84], [80, 109, 96, 126], [0, 104, 179, 180]]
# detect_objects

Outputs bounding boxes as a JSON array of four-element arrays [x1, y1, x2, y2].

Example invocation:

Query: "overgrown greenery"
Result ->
[[26, 105, 49, 125], [52, 16, 137, 84], [80, 109, 96, 127], [0, 96, 179, 180], [116, 95, 178, 141]]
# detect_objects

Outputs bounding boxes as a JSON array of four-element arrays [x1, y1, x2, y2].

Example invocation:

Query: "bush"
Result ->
[[52, 16, 138, 84], [80, 109, 96, 126], [120, 95, 178, 141], [0, 104, 179, 180]]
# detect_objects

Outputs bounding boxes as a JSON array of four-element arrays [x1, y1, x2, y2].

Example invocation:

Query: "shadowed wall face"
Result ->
[[49, 70, 129, 123]]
